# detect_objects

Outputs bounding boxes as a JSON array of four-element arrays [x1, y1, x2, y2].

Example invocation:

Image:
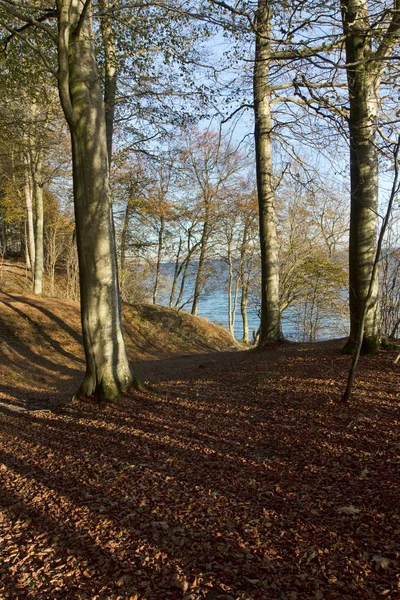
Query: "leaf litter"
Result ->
[[0, 337, 400, 599]]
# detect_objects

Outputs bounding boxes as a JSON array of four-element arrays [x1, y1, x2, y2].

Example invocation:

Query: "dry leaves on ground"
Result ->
[[0, 304, 399, 599]]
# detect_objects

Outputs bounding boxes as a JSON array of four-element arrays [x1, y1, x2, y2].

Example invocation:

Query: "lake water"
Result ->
[[157, 262, 349, 342]]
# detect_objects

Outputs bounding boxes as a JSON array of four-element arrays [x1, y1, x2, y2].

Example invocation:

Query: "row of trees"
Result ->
[[3, 120, 400, 346], [0, 0, 399, 399]]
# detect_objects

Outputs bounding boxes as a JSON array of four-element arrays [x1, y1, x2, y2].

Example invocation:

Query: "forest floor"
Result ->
[[0, 289, 400, 599]]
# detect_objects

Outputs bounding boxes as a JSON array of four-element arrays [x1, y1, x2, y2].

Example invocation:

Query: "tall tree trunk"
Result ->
[[241, 281, 249, 343], [169, 237, 182, 307], [57, 0, 133, 400], [341, 0, 379, 353], [226, 234, 235, 337], [23, 152, 35, 273], [0, 214, 6, 257], [253, 0, 282, 346], [33, 179, 44, 295], [239, 221, 250, 343], [120, 198, 131, 274], [191, 211, 209, 316], [98, 0, 117, 162], [175, 256, 191, 309], [152, 216, 164, 304], [24, 221, 31, 270], [341, 0, 400, 353]]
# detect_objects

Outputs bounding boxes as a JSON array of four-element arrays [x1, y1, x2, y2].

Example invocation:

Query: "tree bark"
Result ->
[[191, 210, 209, 316], [239, 224, 250, 343], [191, 218, 209, 316], [169, 237, 182, 307], [57, 0, 133, 400], [341, 0, 400, 353], [33, 179, 44, 295], [341, 0, 379, 353], [253, 0, 282, 346], [152, 216, 164, 304], [23, 151, 35, 273]]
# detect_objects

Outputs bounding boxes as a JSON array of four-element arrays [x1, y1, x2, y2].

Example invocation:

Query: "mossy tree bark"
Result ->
[[57, 0, 133, 400]]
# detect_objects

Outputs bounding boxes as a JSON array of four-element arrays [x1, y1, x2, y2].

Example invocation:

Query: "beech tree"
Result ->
[[204, 0, 345, 346], [340, 0, 400, 353], [0, 0, 135, 398], [179, 129, 246, 316]]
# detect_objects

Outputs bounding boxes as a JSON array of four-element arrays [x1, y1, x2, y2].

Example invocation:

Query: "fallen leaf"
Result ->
[[337, 506, 360, 515]]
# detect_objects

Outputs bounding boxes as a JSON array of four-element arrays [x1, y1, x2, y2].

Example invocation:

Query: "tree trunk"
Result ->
[[0, 214, 6, 257], [24, 221, 31, 270], [33, 180, 44, 295], [120, 197, 131, 274], [169, 237, 182, 307], [191, 211, 209, 316], [152, 216, 164, 304], [57, 0, 133, 400], [341, 0, 380, 353], [226, 235, 235, 337], [241, 281, 249, 343], [239, 220, 250, 343], [23, 153, 35, 273], [175, 256, 190, 309], [253, 0, 282, 346]]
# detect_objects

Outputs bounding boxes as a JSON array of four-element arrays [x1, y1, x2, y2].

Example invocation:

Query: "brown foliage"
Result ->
[[0, 293, 399, 599]]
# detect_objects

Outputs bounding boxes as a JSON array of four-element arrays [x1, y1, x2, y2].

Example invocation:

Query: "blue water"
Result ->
[[157, 261, 348, 342]]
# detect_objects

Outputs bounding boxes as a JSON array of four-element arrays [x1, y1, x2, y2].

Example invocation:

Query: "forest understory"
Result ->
[[0, 292, 399, 599]]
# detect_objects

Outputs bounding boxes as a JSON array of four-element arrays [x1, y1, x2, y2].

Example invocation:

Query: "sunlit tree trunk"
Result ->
[[341, 0, 379, 353], [226, 234, 234, 337], [254, 0, 282, 346], [23, 151, 35, 273], [191, 209, 210, 316], [341, 0, 400, 353], [239, 225, 250, 343], [152, 216, 165, 304], [33, 177, 44, 295], [57, 0, 133, 400], [169, 236, 182, 307]]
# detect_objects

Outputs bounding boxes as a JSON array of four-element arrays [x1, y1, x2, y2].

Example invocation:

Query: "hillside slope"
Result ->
[[0, 291, 238, 411]]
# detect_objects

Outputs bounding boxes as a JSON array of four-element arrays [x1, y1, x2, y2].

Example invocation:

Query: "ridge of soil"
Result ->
[[0, 290, 237, 412], [0, 291, 400, 599]]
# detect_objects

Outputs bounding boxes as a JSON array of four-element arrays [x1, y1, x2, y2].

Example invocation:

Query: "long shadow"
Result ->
[[0, 406, 395, 599], [1, 298, 84, 366], [1, 291, 83, 346], [1, 339, 398, 596], [0, 383, 79, 414], [0, 315, 81, 378]]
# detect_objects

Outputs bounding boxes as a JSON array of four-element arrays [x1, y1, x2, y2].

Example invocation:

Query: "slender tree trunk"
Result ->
[[57, 0, 133, 400], [239, 221, 250, 343], [98, 0, 117, 162], [33, 180, 44, 295], [253, 0, 282, 346], [120, 198, 131, 273], [152, 217, 164, 304], [191, 211, 209, 316], [226, 236, 235, 337], [0, 214, 6, 257], [169, 237, 182, 307], [23, 153, 35, 273], [23, 221, 30, 269], [241, 281, 249, 343]]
